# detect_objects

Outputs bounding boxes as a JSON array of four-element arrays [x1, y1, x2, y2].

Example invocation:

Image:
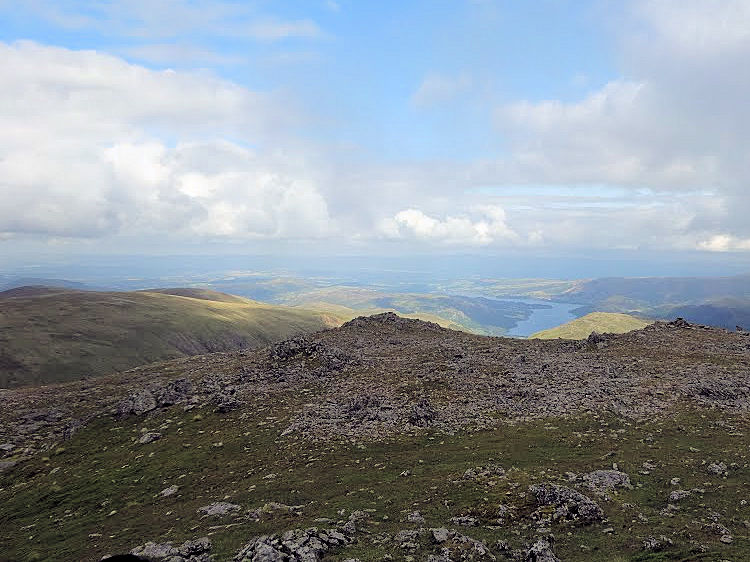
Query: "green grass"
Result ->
[[530, 312, 653, 340], [0, 288, 343, 388], [2, 401, 748, 561]]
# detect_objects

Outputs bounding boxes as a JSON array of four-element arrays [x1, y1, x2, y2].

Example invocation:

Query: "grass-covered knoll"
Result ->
[[0, 287, 341, 388], [2, 402, 749, 561], [530, 312, 652, 339]]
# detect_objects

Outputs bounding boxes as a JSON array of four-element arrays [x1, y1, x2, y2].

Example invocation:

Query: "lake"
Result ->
[[502, 298, 581, 338]]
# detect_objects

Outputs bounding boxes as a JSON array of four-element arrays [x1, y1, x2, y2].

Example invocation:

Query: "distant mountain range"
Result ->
[[549, 274, 750, 330]]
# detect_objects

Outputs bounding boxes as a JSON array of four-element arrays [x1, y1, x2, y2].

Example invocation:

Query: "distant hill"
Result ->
[[0, 287, 343, 388], [558, 274, 750, 308], [648, 298, 750, 331], [1, 278, 96, 291], [274, 285, 543, 335], [530, 312, 652, 339]]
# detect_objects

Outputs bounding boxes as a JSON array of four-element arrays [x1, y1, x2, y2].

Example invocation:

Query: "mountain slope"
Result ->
[[1, 315, 750, 560], [0, 287, 342, 388], [530, 311, 652, 339]]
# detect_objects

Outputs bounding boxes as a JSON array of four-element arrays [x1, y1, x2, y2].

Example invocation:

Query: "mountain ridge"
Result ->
[[0, 286, 342, 388]]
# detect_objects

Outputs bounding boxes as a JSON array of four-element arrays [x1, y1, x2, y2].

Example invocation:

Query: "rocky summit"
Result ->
[[2, 313, 750, 560]]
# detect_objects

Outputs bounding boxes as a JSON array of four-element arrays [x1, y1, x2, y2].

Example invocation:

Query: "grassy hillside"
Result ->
[[0, 287, 343, 388], [530, 311, 652, 339]]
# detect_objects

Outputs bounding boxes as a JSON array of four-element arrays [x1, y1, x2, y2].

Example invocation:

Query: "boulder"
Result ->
[[234, 527, 352, 561], [130, 537, 211, 561], [524, 538, 560, 562], [529, 483, 604, 525], [138, 432, 162, 445], [197, 502, 242, 518], [582, 469, 632, 492]]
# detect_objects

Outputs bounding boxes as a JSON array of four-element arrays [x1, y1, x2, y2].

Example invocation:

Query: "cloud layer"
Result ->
[[1, 1, 750, 255]]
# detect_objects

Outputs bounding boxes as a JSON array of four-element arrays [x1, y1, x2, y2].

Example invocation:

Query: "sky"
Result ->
[[1, 0, 750, 270]]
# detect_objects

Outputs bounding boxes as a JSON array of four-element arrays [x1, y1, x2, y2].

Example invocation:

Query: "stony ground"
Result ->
[[1, 313, 750, 561]]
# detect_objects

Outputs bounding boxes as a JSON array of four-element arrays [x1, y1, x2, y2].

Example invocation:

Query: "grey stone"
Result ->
[[116, 378, 192, 418], [198, 502, 242, 517], [431, 528, 451, 543], [130, 537, 211, 561], [160, 485, 179, 497], [117, 389, 157, 417], [669, 490, 691, 502], [642, 535, 674, 552], [450, 516, 479, 527], [155, 378, 192, 407], [139, 432, 162, 445], [525, 538, 560, 562], [131, 541, 179, 559], [529, 483, 604, 525], [407, 511, 425, 524], [234, 526, 353, 562], [583, 469, 632, 492], [707, 462, 728, 476]]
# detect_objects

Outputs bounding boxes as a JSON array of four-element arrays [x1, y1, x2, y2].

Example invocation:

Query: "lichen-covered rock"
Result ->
[[669, 489, 691, 502], [154, 378, 192, 407], [234, 527, 352, 561], [707, 462, 728, 476], [524, 538, 560, 562], [116, 378, 192, 418], [642, 535, 674, 552], [130, 537, 211, 561], [407, 511, 425, 524], [529, 483, 604, 525], [159, 485, 179, 498], [450, 516, 479, 527], [582, 469, 632, 492], [117, 389, 157, 417], [139, 432, 162, 445], [197, 502, 242, 517]]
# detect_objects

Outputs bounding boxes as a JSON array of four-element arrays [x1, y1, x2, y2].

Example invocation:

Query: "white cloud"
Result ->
[[382, 206, 518, 246], [0, 41, 333, 240], [411, 73, 472, 108], [698, 235, 750, 252], [482, 0, 750, 250], [633, 0, 750, 57]]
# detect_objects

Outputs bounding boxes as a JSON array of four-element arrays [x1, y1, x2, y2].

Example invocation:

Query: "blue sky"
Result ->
[[0, 1, 617, 160], [1, 0, 749, 264]]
